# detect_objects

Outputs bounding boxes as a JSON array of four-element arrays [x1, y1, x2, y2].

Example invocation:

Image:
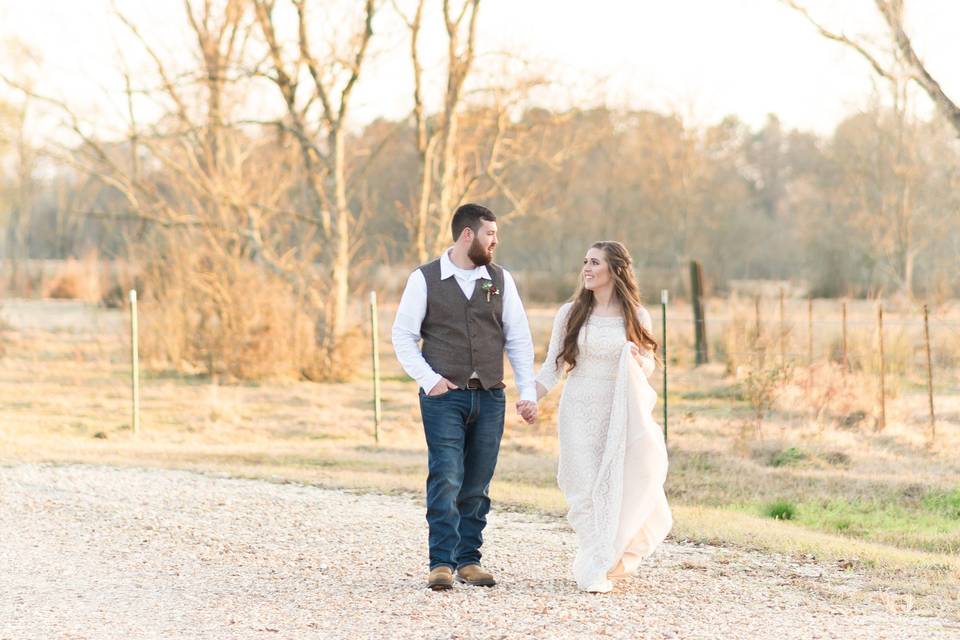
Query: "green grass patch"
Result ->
[[922, 488, 960, 519], [741, 494, 960, 554], [764, 500, 796, 520], [770, 446, 806, 467]]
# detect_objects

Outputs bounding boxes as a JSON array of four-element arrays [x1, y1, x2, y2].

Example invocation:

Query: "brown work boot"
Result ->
[[456, 564, 496, 587], [427, 566, 454, 591]]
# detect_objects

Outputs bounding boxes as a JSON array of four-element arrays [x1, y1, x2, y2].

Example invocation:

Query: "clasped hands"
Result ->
[[515, 399, 537, 425]]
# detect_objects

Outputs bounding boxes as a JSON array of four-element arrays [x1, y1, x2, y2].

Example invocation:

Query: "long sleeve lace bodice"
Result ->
[[535, 303, 572, 393], [535, 303, 656, 394]]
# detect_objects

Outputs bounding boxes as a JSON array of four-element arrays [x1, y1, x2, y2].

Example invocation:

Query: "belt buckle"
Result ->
[[467, 378, 482, 390]]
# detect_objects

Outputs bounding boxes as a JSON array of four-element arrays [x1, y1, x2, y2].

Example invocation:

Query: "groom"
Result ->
[[392, 203, 538, 591]]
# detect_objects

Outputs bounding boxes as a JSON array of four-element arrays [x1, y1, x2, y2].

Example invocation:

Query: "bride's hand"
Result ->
[[630, 345, 655, 376]]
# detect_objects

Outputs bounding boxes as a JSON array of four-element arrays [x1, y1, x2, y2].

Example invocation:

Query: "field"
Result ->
[[1, 297, 959, 618]]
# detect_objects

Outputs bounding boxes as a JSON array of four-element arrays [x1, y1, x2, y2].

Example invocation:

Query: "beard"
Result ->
[[468, 237, 494, 266]]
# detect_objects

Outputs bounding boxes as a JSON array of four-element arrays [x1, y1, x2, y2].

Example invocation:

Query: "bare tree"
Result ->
[[393, 0, 571, 261], [829, 88, 938, 299], [251, 0, 377, 362], [782, 0, 960, 137], [2, 98, 36, 292], [0, 39, 39, 293], [391, 0, 480, 261], [2, 2, 345, 375]]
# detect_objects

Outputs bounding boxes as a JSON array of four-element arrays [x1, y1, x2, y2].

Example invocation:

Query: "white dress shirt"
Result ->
[[392, 248, 537, 402]]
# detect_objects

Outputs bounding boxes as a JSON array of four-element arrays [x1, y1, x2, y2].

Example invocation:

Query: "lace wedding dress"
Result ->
[[536, 303, 672, 592]]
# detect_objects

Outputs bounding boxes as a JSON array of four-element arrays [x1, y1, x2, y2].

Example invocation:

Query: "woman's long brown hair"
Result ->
[[556, 241, 659, 372]]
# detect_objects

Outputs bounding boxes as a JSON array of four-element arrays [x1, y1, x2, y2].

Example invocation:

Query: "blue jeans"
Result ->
[[419, 387, 506, 570]]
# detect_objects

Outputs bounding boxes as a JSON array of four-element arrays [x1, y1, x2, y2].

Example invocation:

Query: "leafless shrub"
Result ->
[[137, 243, 362, 382], [42, 253, 101, 301]]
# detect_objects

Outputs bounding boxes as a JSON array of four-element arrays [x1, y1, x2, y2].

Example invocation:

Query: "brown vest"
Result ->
[[419, 258, 506, 389]]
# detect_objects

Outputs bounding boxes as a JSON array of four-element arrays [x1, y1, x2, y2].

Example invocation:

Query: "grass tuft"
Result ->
[[764, 500, 796, 520]]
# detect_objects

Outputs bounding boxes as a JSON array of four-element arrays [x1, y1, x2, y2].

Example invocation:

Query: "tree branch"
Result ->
[[874, 0, 960, 136], [780, 0, 896, 82]]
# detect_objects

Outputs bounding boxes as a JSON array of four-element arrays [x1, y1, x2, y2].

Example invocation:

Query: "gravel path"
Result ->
[[1, 464, 955, 640]]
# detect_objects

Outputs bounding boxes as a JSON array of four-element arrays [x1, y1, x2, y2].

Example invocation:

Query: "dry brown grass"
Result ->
[[41, 254, 102, 302], [788, 362, 877, 429]]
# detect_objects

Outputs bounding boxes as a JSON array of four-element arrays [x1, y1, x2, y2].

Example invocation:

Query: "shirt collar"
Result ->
[[440, 247, 490, 281]]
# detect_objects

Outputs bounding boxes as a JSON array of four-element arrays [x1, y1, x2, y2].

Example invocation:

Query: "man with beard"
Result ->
[[392, 203, 538, 591]]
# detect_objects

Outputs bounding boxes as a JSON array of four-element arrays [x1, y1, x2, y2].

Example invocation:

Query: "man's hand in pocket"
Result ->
[[428, 378, 458, 396]]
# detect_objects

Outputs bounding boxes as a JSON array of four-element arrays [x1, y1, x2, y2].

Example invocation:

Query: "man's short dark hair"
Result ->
[[451, 203, 496, 241]]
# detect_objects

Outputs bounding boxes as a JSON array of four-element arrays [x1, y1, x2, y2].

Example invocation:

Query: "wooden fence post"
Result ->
[[690, 261, 709, 365], [841, 300, 849, 371], [923, 304, 936, 442]]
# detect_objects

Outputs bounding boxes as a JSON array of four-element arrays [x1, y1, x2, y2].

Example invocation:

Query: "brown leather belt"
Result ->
[[466, 378, 483, 389]]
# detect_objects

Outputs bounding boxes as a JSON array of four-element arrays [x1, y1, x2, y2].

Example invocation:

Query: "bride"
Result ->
[[535, 241, 672, 593]]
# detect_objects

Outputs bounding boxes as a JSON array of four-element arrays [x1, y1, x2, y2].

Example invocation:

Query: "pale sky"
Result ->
[[2, 0, 958, 138]]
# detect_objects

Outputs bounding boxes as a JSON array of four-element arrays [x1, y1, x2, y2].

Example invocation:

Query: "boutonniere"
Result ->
[[480, 281, 500, 302]]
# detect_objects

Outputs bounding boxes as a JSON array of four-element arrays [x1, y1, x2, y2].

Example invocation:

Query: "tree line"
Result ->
[[1, 0, 958, 380]]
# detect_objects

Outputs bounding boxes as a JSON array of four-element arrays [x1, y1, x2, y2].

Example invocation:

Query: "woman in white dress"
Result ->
[[535, 241, 672, 593]]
